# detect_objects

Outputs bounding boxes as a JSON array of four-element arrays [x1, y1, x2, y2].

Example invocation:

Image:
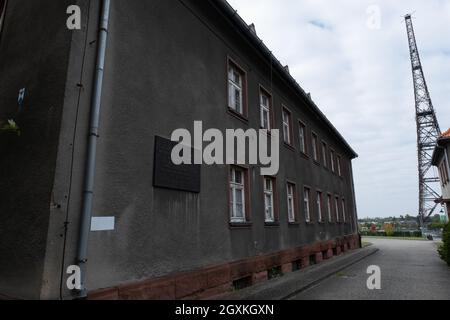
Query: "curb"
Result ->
[[219, 246, 379, 300]]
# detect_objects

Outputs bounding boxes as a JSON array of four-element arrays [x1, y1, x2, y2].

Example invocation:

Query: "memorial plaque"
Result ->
[[153, 136, 201, 193]]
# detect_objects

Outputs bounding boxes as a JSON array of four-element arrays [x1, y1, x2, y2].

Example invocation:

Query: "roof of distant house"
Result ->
[[441, 128, 450, 139]]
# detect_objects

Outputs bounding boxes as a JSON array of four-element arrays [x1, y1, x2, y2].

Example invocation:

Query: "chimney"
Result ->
[[248, 23, 257, 35], [284, 65, 290, 74]]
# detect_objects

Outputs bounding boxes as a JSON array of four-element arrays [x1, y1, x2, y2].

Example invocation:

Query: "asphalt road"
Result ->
[[291, 238, 450, 300]]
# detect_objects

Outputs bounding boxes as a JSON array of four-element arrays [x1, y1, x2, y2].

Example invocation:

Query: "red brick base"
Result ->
[[88, 234, 360, 300]]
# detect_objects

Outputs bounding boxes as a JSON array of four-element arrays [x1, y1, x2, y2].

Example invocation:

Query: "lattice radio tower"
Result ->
[[405, 14, 441, 227]]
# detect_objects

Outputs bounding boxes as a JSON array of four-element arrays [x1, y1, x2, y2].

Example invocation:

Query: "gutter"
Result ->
[[213, 0, 358, 159], [76, 0, 110, 298]]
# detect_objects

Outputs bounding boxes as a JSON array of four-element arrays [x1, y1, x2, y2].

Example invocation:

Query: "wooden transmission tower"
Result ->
[[405, 14, 441, 227]]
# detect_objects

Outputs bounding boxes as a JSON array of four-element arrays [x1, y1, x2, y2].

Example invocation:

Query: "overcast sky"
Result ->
[[227, 0, 450, 218]]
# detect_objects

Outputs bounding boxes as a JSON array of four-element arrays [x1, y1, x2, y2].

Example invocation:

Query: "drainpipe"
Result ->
[[76, 0, 110, 298]]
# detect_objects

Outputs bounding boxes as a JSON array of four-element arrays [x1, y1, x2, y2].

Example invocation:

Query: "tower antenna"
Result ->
[[404, 14, 441, 227]]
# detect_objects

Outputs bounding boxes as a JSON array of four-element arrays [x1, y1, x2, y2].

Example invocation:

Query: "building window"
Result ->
[[316, 191, 323, 222], [228, 60, 246, 116], [327, 194, 333, 223], [304, 187, 311, 223], [335, 196, 340, 223], [312, 133, 319, 162], [264, 177, 276, 223], [337, 155, 342, 176], [282, 107, 293, 145], [299, 122, 307, 155], [342, 199, 346, 223], [260, 88, 272, 130], [0, 0, 6, 34], [230, 167, 247, 223], [330, 149, 335, 173], [322, 142, 328, 167], [287, 183, 296, 223]]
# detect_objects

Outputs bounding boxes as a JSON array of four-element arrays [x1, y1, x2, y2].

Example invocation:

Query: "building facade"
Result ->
[[432, 129, 450, 217], [0, 0, 359, 300]]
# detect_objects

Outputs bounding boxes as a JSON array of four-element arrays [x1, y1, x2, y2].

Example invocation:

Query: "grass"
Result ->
[[362, 236, 426, 241]]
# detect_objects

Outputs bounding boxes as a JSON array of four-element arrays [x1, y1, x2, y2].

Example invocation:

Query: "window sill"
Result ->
[[305, 221, 315, 226], [283, 142, 295, 152], [227, 108, 249, 124], [288, 222, 300, 226], [264, 222, 280, 227], [300, 152, 309, 160], [229, 222, 252, 229]]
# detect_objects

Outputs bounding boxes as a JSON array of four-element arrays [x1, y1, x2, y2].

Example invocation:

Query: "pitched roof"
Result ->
[[441, 128, 450, 139]]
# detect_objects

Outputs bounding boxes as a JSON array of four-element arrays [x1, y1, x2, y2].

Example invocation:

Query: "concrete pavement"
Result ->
[[291, 238, 450, 300]]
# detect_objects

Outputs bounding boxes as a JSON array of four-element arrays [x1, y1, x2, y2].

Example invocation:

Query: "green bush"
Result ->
[[438, 223, 450, 266]]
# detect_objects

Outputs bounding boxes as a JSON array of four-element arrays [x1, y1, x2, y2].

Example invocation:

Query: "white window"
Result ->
[[230, 168, 246, 223], [327, 194, 332, 222], [264, 178, 275, 222], [316, 192, 323, 222], [228, 65, 243, 114], [330, 150, 335, 173], [282, 109, 291, 145], [337, 156, 342, 176], [287, 184, 295, 223], [312, 134, 318, 161], [342, 200, 346, 223], [322, 142, 327, 167], [335, 197, 340, 223], [299, 123, 307, 154], [304, 188, 311, 223], [260, 91, 271, 130]]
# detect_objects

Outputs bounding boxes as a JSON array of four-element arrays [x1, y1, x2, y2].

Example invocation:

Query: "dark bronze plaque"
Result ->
[[153, 136, 201, 193]]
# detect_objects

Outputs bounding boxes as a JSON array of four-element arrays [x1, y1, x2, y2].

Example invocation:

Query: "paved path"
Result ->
[[291, 238, 450, 300]]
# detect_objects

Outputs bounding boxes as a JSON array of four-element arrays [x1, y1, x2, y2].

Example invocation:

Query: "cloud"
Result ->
[[227, 0, 450, 218]]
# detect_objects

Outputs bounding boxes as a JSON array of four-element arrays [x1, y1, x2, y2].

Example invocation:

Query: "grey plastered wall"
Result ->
[[69, 0, 359, 293], [0, 0, 74, 299]]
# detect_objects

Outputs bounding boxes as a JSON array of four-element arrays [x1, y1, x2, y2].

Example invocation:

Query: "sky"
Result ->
[[227, 0, 450, 218]]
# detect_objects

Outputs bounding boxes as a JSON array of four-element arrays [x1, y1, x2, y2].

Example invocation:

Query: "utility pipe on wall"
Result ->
[[76, 0, 110, 298]]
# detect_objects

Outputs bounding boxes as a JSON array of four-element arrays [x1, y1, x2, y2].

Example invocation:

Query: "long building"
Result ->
[[0, 0, 359, 300]]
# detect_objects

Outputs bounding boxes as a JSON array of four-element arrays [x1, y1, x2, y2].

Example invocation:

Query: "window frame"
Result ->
[[261, 176, 279, 225], [298, 120, 308, 156], [334, 196, 340, 223], [258, 85, 274, 131], [327, 193, 333, 223], [342, 199, 347, 224], [303, 187, 312, 223], [282, 106, 294, 147], [286, 182, 297, 223], [0, 0, 7, 37], [311, 132, 319, 163], [321, 141, 328, 168], [316, 191, 324, 223], [229, 166, 251, 225], [330, 149, 336, 173], [337, 155, 342, 177], [227, 58, 248, 119]]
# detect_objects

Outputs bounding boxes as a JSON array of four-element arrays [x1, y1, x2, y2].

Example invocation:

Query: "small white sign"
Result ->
[[91, 217, 115, 231]]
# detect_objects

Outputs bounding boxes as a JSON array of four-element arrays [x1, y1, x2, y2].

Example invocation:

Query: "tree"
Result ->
[[384, 223, 394, 237]]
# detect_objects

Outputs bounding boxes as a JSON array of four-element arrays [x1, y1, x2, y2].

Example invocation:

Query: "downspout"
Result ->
[[76, 0, 110, 298]]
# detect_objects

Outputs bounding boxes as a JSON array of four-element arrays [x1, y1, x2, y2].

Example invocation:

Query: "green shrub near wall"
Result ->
[[438, 224, 450, 266]]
